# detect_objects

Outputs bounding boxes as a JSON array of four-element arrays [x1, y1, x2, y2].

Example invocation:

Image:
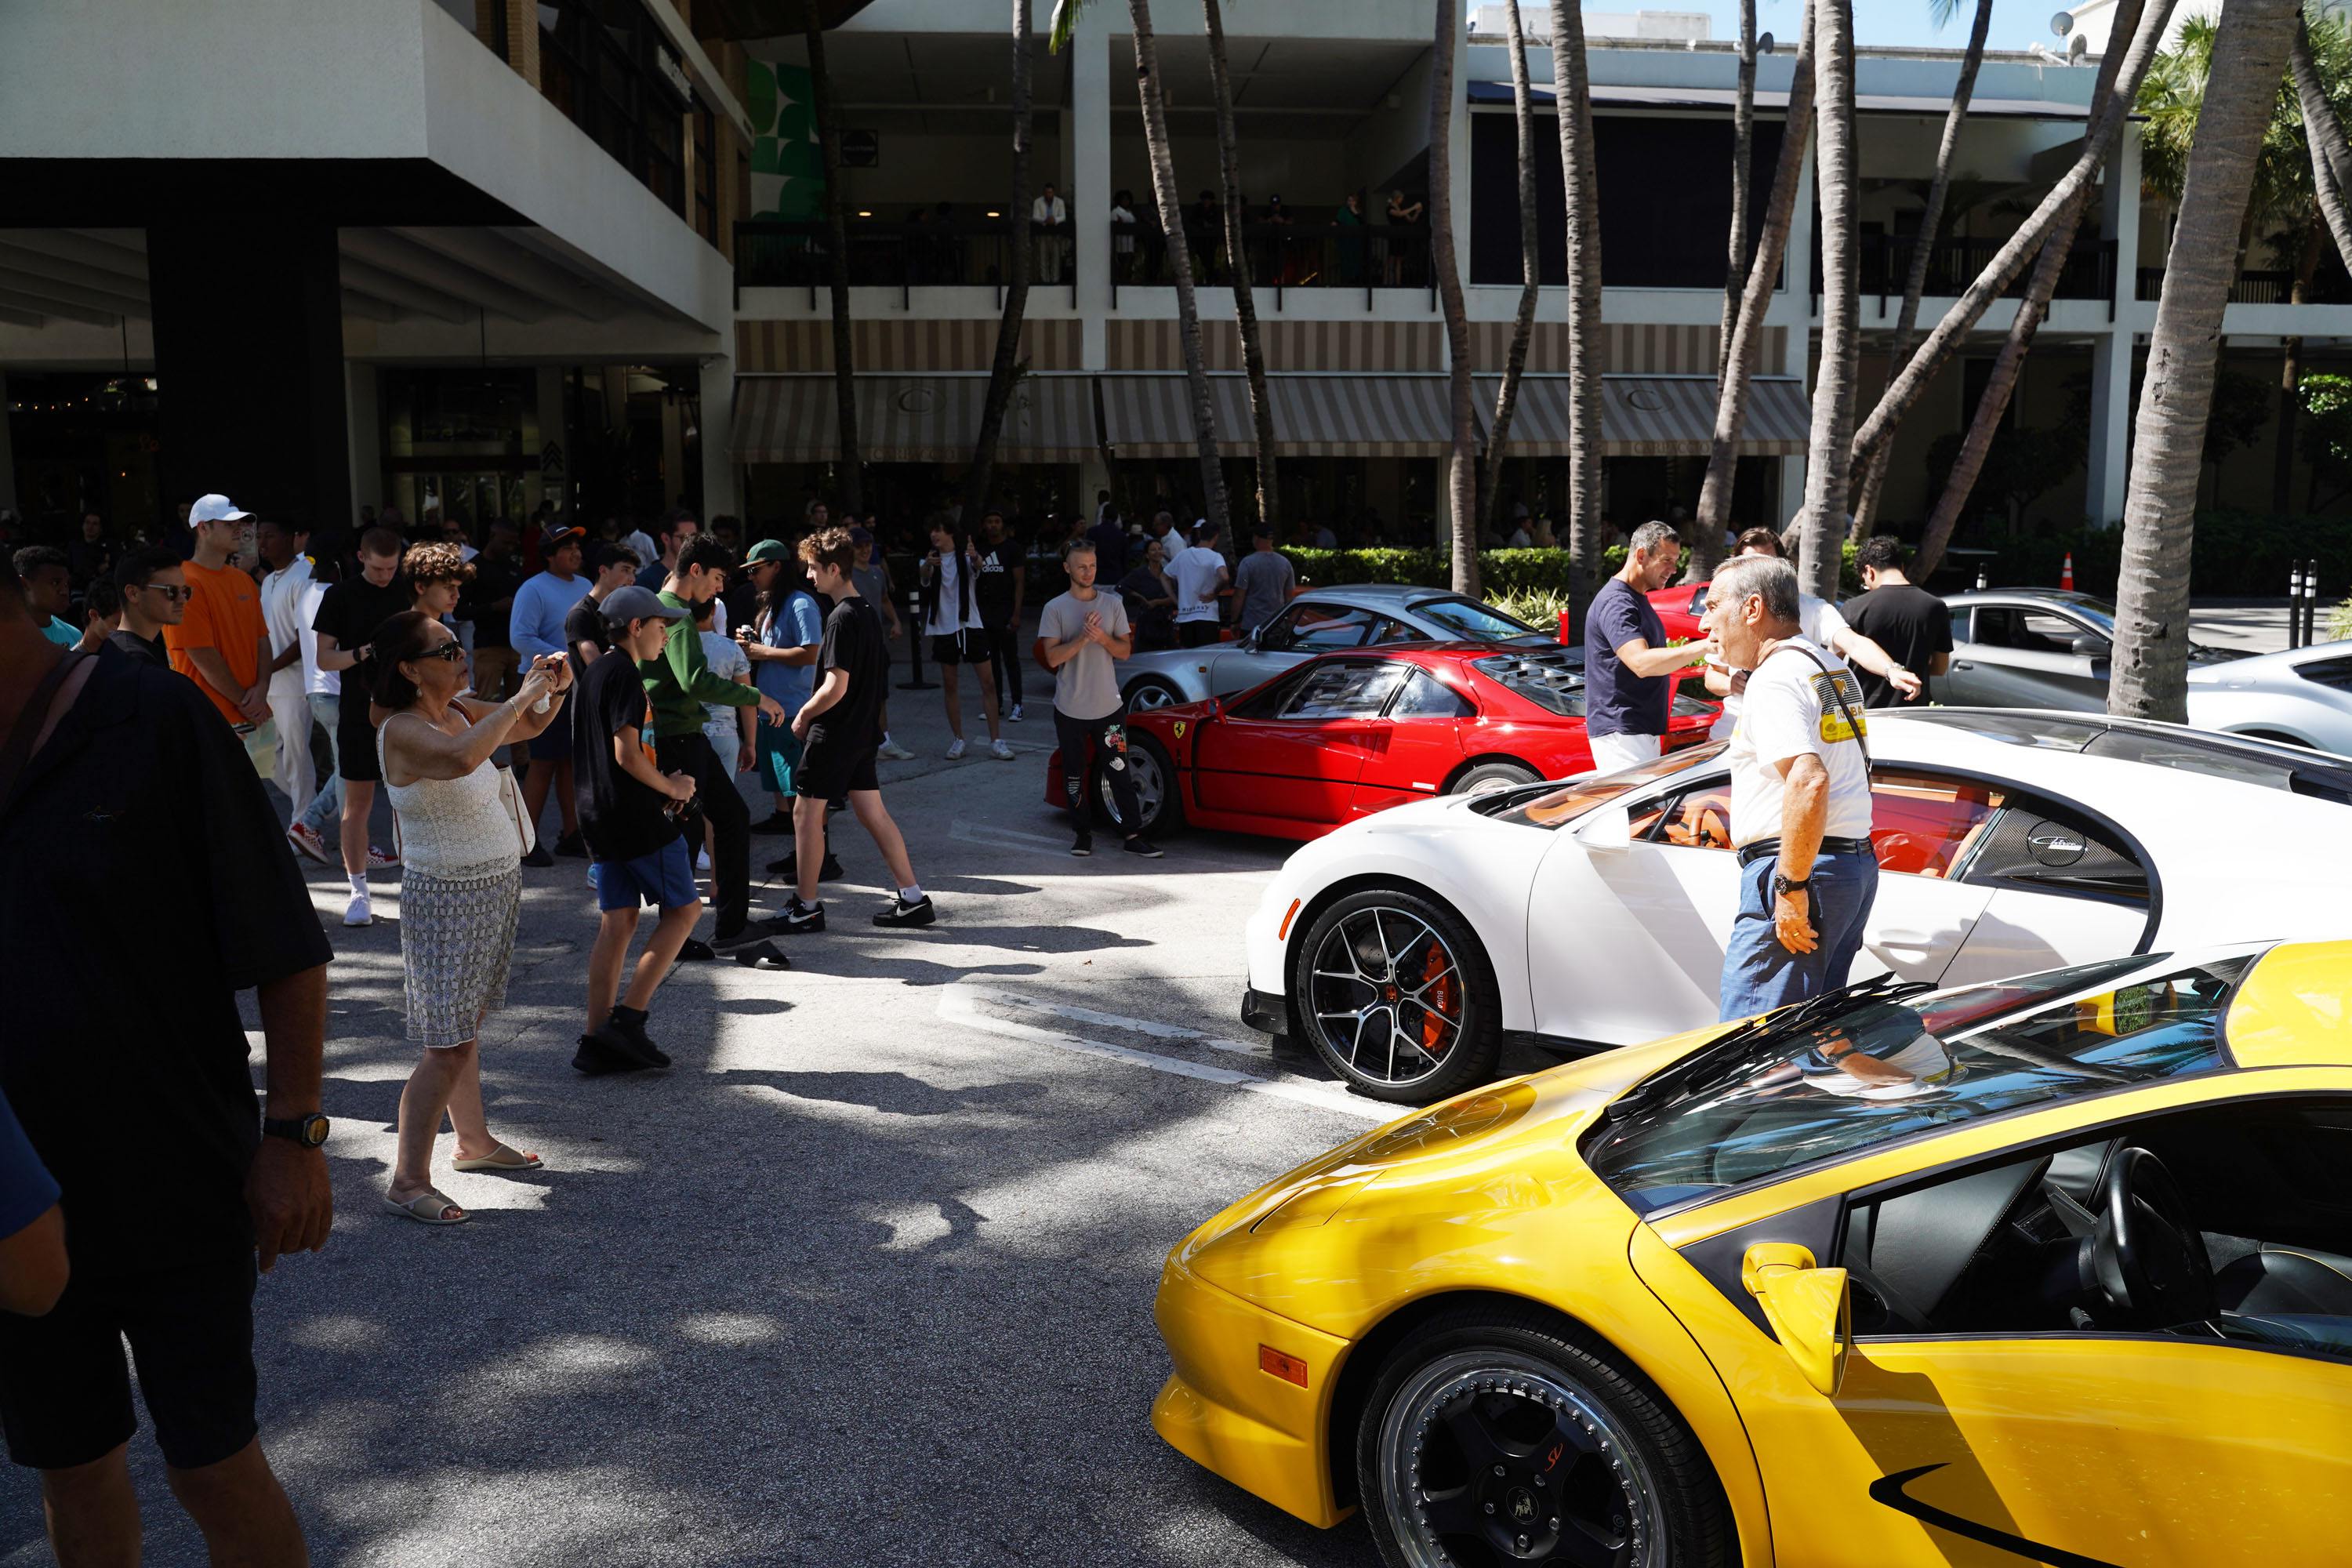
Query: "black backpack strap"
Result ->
[[1761, 641, 1872, 771]]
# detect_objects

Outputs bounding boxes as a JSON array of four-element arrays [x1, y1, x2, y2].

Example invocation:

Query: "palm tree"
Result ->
[[2292, 10, 2352, 256], [1716, 0, 1756, 383], [1549, 0, 1604, 601], [1427, 0, 1479, 593], [1847, 1, 2173, 482], [1848, 0, 1992, 539], [1202, 0, 1279, 538], [805, 13, 862, 515], [1693, 0, 1815, 582], [1477, 0, 1543, 546], [2112, 0, 2300, 723], [1795, 0, 1859, 604], [966, 0, 1036, 524], [1911, 0, 2148, 579]]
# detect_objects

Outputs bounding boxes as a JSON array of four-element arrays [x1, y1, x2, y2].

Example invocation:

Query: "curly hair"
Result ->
[[402, 540, 475, 588], [798, 526, 856, 578]]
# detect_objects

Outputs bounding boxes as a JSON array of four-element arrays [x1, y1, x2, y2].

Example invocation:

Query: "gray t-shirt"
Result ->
[[1039, 589, 1131, 718], [1232, 549, 1296, 633]]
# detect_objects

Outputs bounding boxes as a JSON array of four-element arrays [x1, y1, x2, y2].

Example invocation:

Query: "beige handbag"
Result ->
[[494, 761, 538, 857]]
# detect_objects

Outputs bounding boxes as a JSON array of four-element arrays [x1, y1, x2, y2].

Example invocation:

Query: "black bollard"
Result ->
[[898, 583, 937, 690]]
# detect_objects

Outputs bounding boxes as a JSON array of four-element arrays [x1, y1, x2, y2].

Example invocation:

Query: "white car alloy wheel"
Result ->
[[1293, 888, 1501, 1102]]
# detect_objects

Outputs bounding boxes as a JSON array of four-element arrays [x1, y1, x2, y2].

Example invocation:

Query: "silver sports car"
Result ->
[[1943, 588, 2352, 753], [1115, 583, 1555, 711]]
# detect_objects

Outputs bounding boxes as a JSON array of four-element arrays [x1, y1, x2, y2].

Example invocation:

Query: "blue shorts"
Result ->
[[593, 837, 698, 913]]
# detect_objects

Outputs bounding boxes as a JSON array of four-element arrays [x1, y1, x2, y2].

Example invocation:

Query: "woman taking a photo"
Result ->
[[372, 610, 573, 1225]]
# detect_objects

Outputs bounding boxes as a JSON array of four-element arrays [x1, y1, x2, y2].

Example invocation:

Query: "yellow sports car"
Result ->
[[1151, 939, 2352, 1566]]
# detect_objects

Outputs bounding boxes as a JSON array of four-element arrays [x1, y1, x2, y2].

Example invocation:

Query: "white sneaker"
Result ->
[[877, 739, 914, 761], [696, 849, 712, 873], [946, 738, 967, 760], [990, 739, 1015, 761], [1008, 704, 1025, 723], [343, 889, 372, 927]]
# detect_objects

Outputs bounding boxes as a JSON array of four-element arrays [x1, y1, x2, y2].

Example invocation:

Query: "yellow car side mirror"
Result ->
[[1740, 1242, 1852, 1397]]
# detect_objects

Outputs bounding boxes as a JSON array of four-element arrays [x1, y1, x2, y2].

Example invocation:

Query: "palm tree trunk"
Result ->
[[1849, 0, 2174, 477], [1203, 0, 1278, 538], [805, 14, 862, 516], [1428, 0, 1479, 593], [1911, 0, 2147, 580], [1849, 0, 1992, 539], [2294, 12, 2352, 253], [1692, 0, 1815, 585], [2112, 0, 2299, 723], [1796, 0, 1860, 604], [966, 0, 1035, 525], [1718, 0, 1756, 383], [1550, 0, 1605, 604], [1478, 0, 1543, 543], [1128, 0, 1230, 538]]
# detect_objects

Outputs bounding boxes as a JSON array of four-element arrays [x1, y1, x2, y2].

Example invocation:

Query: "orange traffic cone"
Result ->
[[2060, 552, 2075, 591]]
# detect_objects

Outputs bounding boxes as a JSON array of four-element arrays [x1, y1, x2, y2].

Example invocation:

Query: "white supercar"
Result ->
[[1240, 709, 2352, 1105]]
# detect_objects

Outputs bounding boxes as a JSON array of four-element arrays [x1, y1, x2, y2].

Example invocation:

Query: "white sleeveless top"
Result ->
[[377, 710, 520, 879]]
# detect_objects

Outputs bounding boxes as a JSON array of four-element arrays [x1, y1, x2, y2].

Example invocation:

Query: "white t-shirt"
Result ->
[[1170, 545, 1228, 624], [1032, 195, 1067, 227], [1709, 593, 1852, 739], [1727, 636, 1873, 849], [1156, 527, 1186, 564], [297, 578, 339, 698], [620, 528, 659, 566], [924, 550, 985, 635], [699, 629, 750, 746], [261, 556, 314, 700]]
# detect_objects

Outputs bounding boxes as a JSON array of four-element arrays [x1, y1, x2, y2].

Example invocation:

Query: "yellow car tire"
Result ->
[[1354, 1305, 1733, 1568]]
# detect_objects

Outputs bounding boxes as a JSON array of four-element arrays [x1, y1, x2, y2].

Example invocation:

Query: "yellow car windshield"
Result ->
[[1584, 952, 2257, 1217]]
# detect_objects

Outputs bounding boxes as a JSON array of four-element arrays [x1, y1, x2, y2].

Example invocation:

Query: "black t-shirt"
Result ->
[[1843, 583, 1955, 708], [974, 537, 1022, 627], [808, 595, 887, 753], [0, 655, 334, 1277], [461, 553, 525, 649], [1582, 576, 1670, 738], [107, 628, 168, 666], [562, 592, 610, 682], [312, 573, 412, 717], [572, 647, 682, 863]]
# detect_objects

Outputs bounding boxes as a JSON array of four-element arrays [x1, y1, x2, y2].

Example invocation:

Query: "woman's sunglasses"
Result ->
[[416, 641, 467, 663]]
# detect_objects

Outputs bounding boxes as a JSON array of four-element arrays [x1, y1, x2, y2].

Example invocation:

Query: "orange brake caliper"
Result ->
[[1420, 946, 1457, 1055]]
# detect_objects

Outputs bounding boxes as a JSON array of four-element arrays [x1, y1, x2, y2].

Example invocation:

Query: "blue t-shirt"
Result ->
[[0, 1092, 59, 1241], [753, 589, 826, 714], [1583, 576, 1670, 739]]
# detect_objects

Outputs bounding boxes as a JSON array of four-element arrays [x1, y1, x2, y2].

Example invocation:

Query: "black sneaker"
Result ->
[[521, 843, 555, 869], [553, 831, 589, 858], [750, 812, 796, 836], [1071, 829, 1094, 857], [1122, 836, 1165, 858], [571, 1034, 648, 1076], [779, 900, 826, 935], [676, 938, 716, 962], [872, 894, 936, 928], [592, 1008, 670, 1069]]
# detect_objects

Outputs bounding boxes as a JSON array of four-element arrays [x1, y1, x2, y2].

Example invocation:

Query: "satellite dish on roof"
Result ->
[[2068, 31, 2089, 58], [1757, 30, 1776, 53], [2052, 9, 2074, 34]]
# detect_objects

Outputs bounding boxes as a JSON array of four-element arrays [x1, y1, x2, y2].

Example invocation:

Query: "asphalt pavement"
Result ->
[[0, 647, 1424, 1568]]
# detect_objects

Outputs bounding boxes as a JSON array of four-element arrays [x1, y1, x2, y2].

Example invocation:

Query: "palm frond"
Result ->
[[1048, 0, 1086, 55]]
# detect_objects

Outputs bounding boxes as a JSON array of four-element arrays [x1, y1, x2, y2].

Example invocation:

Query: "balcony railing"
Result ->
[[2135, 266, 2352, 303], [735, 220, 1071, 308], [1846, 234, 2119, 308], [1109, 220, 1434, 308]]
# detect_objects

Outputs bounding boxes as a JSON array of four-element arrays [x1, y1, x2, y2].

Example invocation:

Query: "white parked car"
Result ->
[[1240, 709, 2352, 1103]]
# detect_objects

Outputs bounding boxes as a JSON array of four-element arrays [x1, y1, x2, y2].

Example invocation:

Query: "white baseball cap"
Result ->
[[189, 494, 251, 527]]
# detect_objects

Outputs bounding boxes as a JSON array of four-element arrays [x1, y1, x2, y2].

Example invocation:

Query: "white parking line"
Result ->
[[937, 984, 1388, 1122], [960, 985, 1272, 1058]]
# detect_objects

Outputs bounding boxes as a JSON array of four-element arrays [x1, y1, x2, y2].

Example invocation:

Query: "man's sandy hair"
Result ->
[[798, 526, 856, 577]]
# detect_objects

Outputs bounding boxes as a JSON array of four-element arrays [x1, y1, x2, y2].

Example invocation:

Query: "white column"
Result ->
[[1448, 19, 1472, 285], [1073, 10, 1112, 367], [0, 371, 16, 517], [343, 361, 380, 529], [699, 353, 739, 522], [1776, 138, 1817, 526], [2085, 124, 2141, 530]]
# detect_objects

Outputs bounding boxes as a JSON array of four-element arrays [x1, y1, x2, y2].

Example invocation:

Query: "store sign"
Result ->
[[652, 44, 693, 107], [841, 129, 879, 168]]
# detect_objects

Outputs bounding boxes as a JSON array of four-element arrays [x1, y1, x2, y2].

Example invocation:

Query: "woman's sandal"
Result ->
[[452, 1143, 544, 1174], [385, 1189, 470, 1225]]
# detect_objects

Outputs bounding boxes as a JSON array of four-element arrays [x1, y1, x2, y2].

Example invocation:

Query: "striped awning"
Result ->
[[728, 375, 1096, 464], [1474, 373, 1813, 457], [1096, 373, 1258, 457], [1269, 375, 1456, 457]]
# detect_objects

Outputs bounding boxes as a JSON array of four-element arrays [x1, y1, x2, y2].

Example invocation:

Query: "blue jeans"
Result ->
[[1718, 848, 1879, 1022], [296, 692, 343, 835]]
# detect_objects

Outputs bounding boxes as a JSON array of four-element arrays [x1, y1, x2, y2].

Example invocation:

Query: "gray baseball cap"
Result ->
[[601, 585, 688, 627]]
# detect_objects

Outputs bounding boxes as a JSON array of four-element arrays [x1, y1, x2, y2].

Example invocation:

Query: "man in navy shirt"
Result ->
[[1583, 519, 1708, 772]]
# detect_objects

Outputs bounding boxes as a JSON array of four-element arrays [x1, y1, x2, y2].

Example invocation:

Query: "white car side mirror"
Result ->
[[1580, 803, 1635, 852]]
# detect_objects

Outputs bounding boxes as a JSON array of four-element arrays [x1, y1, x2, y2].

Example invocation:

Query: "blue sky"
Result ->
[[1660, 1, 2068, 53]]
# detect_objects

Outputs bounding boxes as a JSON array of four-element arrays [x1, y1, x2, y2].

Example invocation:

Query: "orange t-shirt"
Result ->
[[165, 557, 267, 724]]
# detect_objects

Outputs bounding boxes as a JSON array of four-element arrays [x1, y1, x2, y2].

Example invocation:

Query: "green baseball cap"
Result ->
[[744, 538, 793, 565]]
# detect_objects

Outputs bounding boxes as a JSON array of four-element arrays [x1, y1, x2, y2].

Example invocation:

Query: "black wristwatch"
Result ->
[[1771, 872, 1811, 899], [263, 1112, 331, 1149]]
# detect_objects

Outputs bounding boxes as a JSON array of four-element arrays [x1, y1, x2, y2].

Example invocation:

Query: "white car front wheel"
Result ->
[[1291, 887, 1501, 1103]]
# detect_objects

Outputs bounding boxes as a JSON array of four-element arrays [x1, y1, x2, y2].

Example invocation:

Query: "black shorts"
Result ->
[[0, 1250, 259, 1472], [931, 631, 996, 666], [526, 692, 575, 761], [795, 737, 880, 802], [1178, 620, 1221, 648], [336, 699, 383, 784]]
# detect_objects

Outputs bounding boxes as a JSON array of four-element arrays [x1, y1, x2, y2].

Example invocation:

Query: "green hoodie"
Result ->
[[640, 590, 757, 739]]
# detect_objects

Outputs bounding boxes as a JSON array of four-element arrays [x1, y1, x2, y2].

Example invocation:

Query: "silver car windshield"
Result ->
[[1414, 596, 1545, 642], [1584, 953, 2258, 1217]]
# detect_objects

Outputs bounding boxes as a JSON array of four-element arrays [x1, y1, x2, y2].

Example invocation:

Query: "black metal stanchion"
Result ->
[[897, 584, 936, 690], [2289, 561, 2308, 651]]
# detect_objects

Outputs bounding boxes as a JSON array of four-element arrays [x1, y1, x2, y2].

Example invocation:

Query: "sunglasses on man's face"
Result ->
[[136, 583, 194, 603]]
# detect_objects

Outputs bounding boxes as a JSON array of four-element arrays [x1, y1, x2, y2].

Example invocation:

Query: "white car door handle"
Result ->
[[1871, 931, 1950, 956]]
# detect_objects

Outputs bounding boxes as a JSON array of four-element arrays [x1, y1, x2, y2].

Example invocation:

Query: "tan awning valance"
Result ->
[[1096, 374, 1257, 457], [729, 375, 835, 464], [729, 375, 1096, 464], [1269, 375, 1454, 457], [1474, 373, 1812, 457]]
